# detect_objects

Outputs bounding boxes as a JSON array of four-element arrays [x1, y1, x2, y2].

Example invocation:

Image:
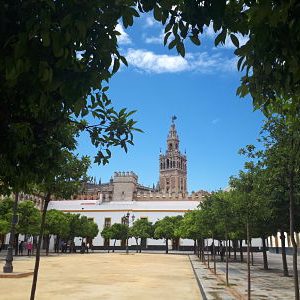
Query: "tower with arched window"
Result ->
[[159, 118, 187, 196]]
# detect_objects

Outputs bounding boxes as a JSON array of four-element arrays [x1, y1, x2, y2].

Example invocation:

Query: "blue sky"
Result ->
[[76, 14, 264, 192]]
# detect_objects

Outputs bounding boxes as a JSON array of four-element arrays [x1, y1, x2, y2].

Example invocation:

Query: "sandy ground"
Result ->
[[0, 253, 201, 300]]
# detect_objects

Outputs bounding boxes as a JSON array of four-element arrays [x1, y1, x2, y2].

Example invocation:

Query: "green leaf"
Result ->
[[237, 56, 244, 71], [120, 56, 128, 67], [41, 32, 50, 47], [176, 42, 185, 57], [168, 39, 177, 49], [154, 5, 162, 21], [165, 22, 173, 33], [112, 59, 120, 74], [215, 29, 227, 46], [230, 34, 239, 48], [190, 35, 201, 46], [164, 32, 172, 46]]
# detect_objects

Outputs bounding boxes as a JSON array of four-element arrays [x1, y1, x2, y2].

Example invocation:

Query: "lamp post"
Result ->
[[3, 192, 19, 273], [123, 212, 135, 254]]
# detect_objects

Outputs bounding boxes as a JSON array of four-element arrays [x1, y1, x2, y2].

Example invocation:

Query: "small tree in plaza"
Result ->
[[258, 116, 300, 298], [85, 220, 99, 245], [76, 216, 99, 250], [0, 220, 9, 236], [129, 219, 153, 253], [15, 201, 41, 255], [65, 213, 83, 249], [154, 216, 182, 254], [109, 223, 129, 253], [30, 149, 91, 300], [0, 198, 14, 231], [176, 210, 208, 259], [101, 226, 113, 253], [44, 210, 69, 255], [0, 198, 41, 255]]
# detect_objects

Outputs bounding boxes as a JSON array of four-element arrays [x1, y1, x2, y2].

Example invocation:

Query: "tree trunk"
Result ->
[[165, 239, 168, 254], [193, 240, 196, 255], [261, 237, 268, 270], [228, 239, 231, 258], [247, 222, 251, 300], [136, 238, 139, 253], [46, 235, 50, 256], [233, 240, 237, 261], [250, 239, 254, 266], [207, 239, 210, 269], [280, 230, 289, 276], [30, 193, 51, 300], [202, 239, 205, 263], [14, 233, 19, 256], [226, 235, 229, 286], [197, 239, 200, 259], [288, 174, 299, 300], [213, 237, 216, 275], [239, 239, 244, 263], [3, 192, 19, 273], [113, 239, 116, 253]]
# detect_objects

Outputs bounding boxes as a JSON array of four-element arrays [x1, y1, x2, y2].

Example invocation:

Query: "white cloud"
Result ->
[[211, 118, 220, 125], [145, 30, 164, 44], [125, 48, 237, 74], [115, 24, 132, 45], [126, 48, 188, 73], [144, 16, 156, 27]]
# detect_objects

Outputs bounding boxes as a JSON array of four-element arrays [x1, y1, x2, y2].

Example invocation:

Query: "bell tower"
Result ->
[[159, 116, 187, 196]]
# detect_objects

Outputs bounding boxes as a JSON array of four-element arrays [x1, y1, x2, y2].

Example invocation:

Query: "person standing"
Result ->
[[210, 242, 214, 256], [27, 241, 33, 256], [18, 241, 24, 255], [220, 241, 225, 262], [54, 239, 59, 253]]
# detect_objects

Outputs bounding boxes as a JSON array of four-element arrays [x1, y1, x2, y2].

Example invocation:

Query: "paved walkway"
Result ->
[[0, 253, 201, 300], [190, 252, 299, 299]]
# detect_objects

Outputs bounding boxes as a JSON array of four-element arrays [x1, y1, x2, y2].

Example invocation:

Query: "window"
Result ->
[[104, 218, 111, 227]]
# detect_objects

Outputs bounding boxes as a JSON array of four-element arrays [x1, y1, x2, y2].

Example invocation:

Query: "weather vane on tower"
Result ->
[[171, 115, 177, 124]]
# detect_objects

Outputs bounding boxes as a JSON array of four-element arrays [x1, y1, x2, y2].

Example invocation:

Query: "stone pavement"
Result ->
[[189, 252, 299, 299]]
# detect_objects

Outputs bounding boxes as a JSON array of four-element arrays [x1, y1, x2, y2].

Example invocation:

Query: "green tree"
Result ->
[[229, 161, 276, 299], [30, 149, 91, 300], [101, 226, 113, 253], [44, 210, 69, 255], [129, 219, 153, 253], [76, 216, 99, 246], [0, 198, 13, 223], [154, 216, 182, 254], [258, 116, 300, 298], [16, 201, 41, 253], [1, 1, 140, 278], [177, 210, 207, 259], [109, 223, 129, 253], [85, 220, 99, 242], [0, 220, 9, 236]]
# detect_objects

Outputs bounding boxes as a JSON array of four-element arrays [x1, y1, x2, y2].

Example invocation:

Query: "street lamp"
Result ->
[[123, 212, 135, 254], [3, 193, 19, 273]]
